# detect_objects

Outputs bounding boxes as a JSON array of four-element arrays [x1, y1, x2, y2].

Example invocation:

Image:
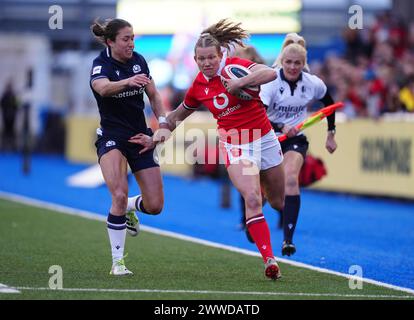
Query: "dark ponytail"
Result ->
[[90, 18, 132, 45]]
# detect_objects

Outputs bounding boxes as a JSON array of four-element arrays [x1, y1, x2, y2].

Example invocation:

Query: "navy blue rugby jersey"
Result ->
[[90, 47, 152, 139]]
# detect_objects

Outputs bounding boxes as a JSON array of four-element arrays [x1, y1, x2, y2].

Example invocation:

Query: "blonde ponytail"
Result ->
[[273, 33, 310, 72]]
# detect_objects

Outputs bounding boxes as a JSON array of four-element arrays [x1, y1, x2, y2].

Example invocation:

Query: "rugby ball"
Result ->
[[220, 64, 259, 100]]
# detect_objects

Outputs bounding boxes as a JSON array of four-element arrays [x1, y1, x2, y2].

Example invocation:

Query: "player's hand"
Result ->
[[127, 74, 151, 88], [221, 77, 242, 97], [283, 126, 299, 138], [326, 132, 337, 153], [128, 133, 156, 154]]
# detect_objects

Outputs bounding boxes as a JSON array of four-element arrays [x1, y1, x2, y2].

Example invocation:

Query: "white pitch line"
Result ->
[[12, 286, 414, 299], [1, 191, 414, 296], [0, 283, 20, 294]]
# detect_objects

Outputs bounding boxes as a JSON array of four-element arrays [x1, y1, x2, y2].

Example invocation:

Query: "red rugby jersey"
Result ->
[[183, 57, 272, 144]]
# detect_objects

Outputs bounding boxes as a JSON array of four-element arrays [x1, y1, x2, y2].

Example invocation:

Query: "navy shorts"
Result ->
[[95, 135, 159, 173], [280, 134, 309, 159]]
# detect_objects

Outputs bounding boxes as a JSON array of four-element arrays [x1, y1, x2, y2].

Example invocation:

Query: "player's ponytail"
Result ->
[[91, 18, 132, 45], [273, 33, 310, 72], [195, 19, 249, 54], [91, 21, 106, 41]]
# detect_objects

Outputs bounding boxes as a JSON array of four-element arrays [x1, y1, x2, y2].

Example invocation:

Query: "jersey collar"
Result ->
[[280, 68, 303, 96], [105, 47, 133, 67]]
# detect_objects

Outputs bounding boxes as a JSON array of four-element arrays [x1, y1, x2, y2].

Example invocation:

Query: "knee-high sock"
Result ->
[[127, 195, 152, 214], [246, 214, 274, 262], [283, 195, 301, 242], [107, 213, 126, 265]]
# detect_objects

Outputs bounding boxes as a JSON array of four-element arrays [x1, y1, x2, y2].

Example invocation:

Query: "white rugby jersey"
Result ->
[[260, 68, 327, 135]]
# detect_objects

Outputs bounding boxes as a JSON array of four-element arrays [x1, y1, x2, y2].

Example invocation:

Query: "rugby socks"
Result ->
[[283, 195, 301, 243], [106, 213, 127, 264], [246, 214, 274, 262], [127, 195, 139, 211], [127, 195, 152, 214]]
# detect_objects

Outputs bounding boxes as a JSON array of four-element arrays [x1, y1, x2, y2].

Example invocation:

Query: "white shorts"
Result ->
[[219, 130, 283, 171]]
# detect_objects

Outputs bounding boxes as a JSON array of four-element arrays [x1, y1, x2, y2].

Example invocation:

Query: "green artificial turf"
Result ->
[[0, 198, 412, 300]]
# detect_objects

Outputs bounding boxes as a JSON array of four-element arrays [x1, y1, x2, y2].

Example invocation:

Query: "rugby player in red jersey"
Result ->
[[129, 19, 285, 280]]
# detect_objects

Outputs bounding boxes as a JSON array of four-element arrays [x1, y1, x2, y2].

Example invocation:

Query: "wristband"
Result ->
[[158, 116, 167, 124]]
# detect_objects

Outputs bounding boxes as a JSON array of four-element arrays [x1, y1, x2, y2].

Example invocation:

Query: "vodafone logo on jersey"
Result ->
[[213, 93, 229, 110]]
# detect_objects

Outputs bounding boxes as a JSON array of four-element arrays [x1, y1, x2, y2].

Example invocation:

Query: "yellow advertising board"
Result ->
[[65, 115, 100, 163], [65, 115, 414, 199], [65, 112, 216, 176], [306, 119, 414, 199]]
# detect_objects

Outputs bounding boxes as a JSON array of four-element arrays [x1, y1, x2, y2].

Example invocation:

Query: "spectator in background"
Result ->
[[342, 29, 371, 64], [399, 76, 414, 112], [234, 44, 266, 64], [1, 81, 19, 151], [320, 11, 414, 118], [407, 22, 414, 53]]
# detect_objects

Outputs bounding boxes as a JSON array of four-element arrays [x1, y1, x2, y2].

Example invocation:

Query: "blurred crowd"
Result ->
[[159, 12, 414, 120], [2, 11, 414, 153], [311, 11, 414, 118]]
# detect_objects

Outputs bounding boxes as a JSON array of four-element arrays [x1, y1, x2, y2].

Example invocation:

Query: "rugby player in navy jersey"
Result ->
[[90, 18, 170, 276]]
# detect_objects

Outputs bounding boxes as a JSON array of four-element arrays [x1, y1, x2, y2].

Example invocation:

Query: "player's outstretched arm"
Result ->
[[145, 79, 167, 120], [92, 75, 151, 97], [166, 103, 195, 131], [222, 64, 277, 97], [145, 78, 171, 143], [128, 102, 194, 153], [240, 64, 277, 87]]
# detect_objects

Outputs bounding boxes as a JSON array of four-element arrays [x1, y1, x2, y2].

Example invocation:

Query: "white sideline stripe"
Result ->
[[66, 164, 105, 188], [12, 286, 414, 299], [0, 283, 20, 294], [66, 164, 133, 188], [1, 191, 414, 296]]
